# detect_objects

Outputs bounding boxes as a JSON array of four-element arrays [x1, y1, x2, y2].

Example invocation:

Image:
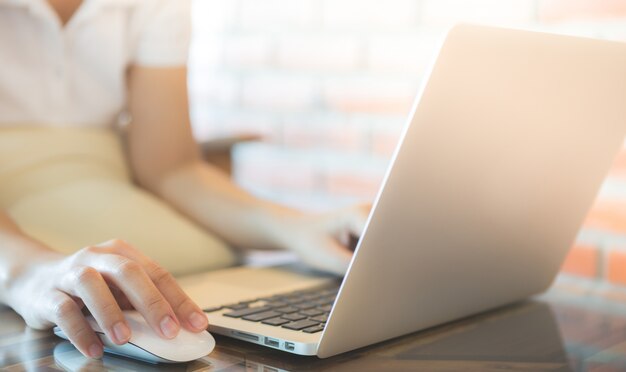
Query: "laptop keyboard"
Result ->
[[202, 284, 340, 334]]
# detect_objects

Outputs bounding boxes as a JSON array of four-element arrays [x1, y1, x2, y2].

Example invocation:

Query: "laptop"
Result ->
[[178, 23, 626, 358]]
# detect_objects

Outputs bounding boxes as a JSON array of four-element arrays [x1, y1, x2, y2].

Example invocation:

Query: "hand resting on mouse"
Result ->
[[3, 238, 209, 359], [54, 310, 215, 363]]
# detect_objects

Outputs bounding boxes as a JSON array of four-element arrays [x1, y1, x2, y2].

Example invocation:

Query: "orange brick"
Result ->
[[371, 127, 402, 157], [538, 0, 626, 22], [560, 244, 600, 278], [607, 148, 626, 179], [372, 136, 399, 157], [607, 250, 626, 286], [583, 199, 626, 234]]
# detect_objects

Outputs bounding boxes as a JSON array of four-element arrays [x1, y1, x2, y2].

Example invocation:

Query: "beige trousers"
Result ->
[[0, 128, 236, 276]]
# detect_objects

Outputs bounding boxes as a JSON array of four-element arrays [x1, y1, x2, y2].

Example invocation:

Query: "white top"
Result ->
[[0, 0, 191, 128]]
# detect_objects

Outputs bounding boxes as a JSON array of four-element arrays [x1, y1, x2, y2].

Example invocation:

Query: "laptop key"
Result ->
[[224, 306, 272, 318], [282, 319, 320, 331], [295, 302, 316, 310], [256, 295, 286, 303], [265, 301, 288, 308], [303, 324, 325, 334], [223, 303, 249, 310], [300, 308, 324, 317], [310, 314, 329, 323], [320, 288, 339, 296], [320, 295, 335, 302], [262, 317, 291, 326], [243, 311, 282, 322], [317, 304, 333, 312], [281, 313, 307, 321], [284, 297, 306, 305], [313, 297, 334, 306], [275, 306, 299, 314], [202, 306, 222, 312], [302, 293, 323, 301]]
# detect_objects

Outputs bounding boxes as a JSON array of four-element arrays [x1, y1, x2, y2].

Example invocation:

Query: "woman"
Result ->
[[0, 0, 367, 359]]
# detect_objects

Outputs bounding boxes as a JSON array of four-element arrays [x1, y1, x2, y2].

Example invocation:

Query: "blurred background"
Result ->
[[187, 1, 626, 289]]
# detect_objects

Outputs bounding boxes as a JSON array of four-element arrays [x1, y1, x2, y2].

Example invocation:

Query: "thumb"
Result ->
[[301, 238, 352, 276], [325, 204, 371, 237]]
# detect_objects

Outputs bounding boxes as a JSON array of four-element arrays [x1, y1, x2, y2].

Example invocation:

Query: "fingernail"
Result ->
[[113, 322, 131, 344], [188, 311, 208, 330], [89, 343, 103, 359], [160, 315, 179, 338]]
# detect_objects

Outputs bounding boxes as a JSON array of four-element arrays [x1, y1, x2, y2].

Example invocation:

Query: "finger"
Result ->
[[143, 263, 208, 332], [110, 285, 134, 310], [304, 238, 352, 276], [94, 238, 131, 249], [103, 240, 208, 332], [87, 239, 123, 254], [347, 233, 360, 252], [49, 290, 103, 359], [91, 255, 180, 339], [325, 205, 370, 237], [60, 266, 130, 345], [347, 204, 370, 235], [70, 295, 85, 311]]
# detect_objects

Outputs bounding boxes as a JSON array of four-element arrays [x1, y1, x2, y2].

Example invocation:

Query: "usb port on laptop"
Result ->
[[264, 338, 279, 348]]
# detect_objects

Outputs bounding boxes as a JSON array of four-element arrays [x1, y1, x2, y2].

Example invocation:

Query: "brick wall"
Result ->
[[188, 0, 626, 288]]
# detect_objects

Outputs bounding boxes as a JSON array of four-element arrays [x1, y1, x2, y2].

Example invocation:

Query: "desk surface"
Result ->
[[1, 278, 626, 371]]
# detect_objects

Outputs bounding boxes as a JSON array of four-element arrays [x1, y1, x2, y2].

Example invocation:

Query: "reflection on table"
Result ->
[[3, 279, 626, 371]]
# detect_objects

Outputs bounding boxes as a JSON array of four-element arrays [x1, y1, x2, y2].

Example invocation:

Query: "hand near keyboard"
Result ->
[[264, 204, 370, 276]]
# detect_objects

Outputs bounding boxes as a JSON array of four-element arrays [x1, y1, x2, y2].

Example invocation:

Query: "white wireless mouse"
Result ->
[[53, 310, 215, 364]]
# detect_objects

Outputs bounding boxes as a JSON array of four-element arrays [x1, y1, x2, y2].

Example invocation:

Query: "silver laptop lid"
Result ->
[[318, 24, 626, 357]]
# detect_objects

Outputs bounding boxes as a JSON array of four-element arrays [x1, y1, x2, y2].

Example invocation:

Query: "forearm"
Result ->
[[148, 160, 298, 251], [125, 65, 302, 251], [0, 211, 61, 305]]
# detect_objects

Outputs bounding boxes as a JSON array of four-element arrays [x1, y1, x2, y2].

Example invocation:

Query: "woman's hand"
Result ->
[[266, 204, 370, 276], [6, 239, 208, 359]]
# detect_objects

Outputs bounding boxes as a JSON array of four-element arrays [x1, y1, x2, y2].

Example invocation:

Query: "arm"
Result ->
[[125, 66, 284, 250], [0, 212, 60, 305], [127, 66, 368, 274]]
